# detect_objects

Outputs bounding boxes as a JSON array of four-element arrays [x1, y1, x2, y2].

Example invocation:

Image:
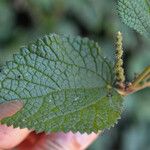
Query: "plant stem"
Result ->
[[131, 66, 150, 88], [117, 66, 150, 96]]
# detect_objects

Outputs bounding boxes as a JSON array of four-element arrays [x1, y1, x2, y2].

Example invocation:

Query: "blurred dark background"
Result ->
[[0, 0, 149, 150]]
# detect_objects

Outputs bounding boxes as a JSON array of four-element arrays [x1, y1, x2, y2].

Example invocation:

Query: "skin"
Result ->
[[0, 101, 99, 150]]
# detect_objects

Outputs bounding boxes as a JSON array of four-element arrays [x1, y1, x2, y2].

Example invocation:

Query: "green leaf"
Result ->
[[0, 34, 123, 133], [117, 0, 150, 37]]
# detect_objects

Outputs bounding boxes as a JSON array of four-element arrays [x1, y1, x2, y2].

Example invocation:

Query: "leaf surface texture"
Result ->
[[118, 0, 150, 37], [0, 34, 123, 133]]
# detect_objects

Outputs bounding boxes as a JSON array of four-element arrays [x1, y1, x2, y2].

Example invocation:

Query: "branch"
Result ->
[[117, 66, 150, 96]]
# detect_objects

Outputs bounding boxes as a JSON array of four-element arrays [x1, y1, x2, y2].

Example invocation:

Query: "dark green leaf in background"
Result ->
[[118, 0, 150, 37]]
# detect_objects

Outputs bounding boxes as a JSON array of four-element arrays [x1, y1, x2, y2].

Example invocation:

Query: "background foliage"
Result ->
[[0, 0, 149, 149]]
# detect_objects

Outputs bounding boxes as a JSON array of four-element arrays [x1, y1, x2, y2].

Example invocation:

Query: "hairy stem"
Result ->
[[131, 66, 150, 87]]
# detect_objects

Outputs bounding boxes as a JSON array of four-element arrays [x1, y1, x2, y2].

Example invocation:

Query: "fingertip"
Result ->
[[0, 125, 30, 149], [0, 101, 30, 149]]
